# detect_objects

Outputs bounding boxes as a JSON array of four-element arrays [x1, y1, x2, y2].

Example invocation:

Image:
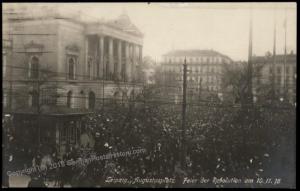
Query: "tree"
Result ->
[[221, 62, 249, 104], [221, 61, 265, 105]]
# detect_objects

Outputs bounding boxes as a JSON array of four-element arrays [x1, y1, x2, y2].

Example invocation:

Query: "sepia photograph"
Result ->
[[2, 2, 296, 188]]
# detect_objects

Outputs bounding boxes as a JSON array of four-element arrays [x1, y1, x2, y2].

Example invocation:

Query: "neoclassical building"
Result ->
[[3, 4, 143, 156]]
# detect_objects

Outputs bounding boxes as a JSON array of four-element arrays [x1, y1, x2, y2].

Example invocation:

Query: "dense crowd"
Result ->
[[2, 99, 296, 187]]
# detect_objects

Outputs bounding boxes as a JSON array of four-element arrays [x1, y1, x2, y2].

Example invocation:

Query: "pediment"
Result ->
[[66, 44, 80, 55], [66, 44, 80, 52], [24, 40, 44, 53]]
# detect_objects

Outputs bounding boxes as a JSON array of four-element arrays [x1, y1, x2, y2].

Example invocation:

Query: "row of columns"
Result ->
[[85, 35, 142, 82]]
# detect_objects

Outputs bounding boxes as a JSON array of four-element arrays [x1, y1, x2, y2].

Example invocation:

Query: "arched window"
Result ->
[[114, 91, 121, 98], [87, 59, 92, 79], [67, 91, 72, 108], [31, 90, 39, 107], [79, 90, 86, 108], [130, 90, 135, 99], [68, 58, 75, 80], [30, 57, 39, 79], [88, 91, 95, 109]]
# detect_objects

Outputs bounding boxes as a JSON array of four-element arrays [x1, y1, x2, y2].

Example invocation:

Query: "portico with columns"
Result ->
[[84, 14, 143, 82]]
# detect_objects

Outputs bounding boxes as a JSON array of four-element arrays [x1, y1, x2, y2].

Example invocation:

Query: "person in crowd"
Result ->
[[27, 173, 47, 188], [3, 97, 295, 187]]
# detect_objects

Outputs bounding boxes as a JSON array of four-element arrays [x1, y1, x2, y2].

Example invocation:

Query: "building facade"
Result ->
[[252, 52, 296, 104], [2, 4, 143, 157], [161, 49, 233, 102]]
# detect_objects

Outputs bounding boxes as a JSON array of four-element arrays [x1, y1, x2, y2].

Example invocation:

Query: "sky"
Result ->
[[5, 3, 297, 62]]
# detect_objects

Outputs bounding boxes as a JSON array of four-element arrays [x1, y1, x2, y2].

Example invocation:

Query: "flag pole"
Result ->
[[247, 7, 253, 105], [283, 9, 287, 99]]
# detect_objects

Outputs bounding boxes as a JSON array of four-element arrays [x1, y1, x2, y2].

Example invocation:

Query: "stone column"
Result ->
[[136, 45, 143, 82], [129, 43, 134, 82], [99, 35, 104, 79], [131, 44, 137, 82], [117, 40, 122, 80], [93, 42, 97, 79], [125, 42, 130, 82], [85, 36, 89, 80], [139, 45, 143, 64], [108, 37, 114, 80]]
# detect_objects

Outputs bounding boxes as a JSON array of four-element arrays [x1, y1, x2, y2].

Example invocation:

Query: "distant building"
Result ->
[[161, 49, 233, 101], [252, 51, 296, 104]]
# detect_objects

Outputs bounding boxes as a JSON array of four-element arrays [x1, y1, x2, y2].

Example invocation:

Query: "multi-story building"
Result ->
[[2, 4, 143, 156], [252, 51, 296, 104], [161, 49, 233, 101]]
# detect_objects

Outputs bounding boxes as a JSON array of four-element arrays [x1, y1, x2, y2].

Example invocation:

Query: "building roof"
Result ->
[[4, 5, 143, 38], [252, 53, 296, 64], [163, 49, 232, 60], [106, 13, 143, 37]]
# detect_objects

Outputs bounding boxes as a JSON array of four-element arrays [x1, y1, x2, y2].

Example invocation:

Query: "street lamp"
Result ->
[[280, 97, 284, 102]]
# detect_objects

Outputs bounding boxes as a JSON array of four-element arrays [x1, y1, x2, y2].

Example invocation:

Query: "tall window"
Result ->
[[257, 77, 260, 85], [277, 67, 281, 75], [60, 120, 79, 145], [3, 54, 7, 77], [286, 66, 290, 75], [79, 91, 86, 108], [68, 58, 75, 80], [41, 91, 56, 105], [3, 93, 7, 108], [88, 91, 96, 109], [30, 57, 39, 79], [277, 76, 281, 85], [269, 67, 273, 74], [31, 90, 39, 107], [67, 91, 72, 108]]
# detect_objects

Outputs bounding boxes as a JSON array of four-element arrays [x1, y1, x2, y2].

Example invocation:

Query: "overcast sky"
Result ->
[[6, 3, 297, 62]]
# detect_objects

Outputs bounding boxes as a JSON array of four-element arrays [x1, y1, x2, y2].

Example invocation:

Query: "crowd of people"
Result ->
[[2, 98, 296, 187]]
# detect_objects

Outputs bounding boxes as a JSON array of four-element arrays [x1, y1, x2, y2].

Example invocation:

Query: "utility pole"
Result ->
[[198, 78, 202, 103], [181, 57, 187, 169], [36, 66, 41, 145], [247, 7, 253, 106], [102, 56, 106, 111], [283, 8, 287, 100], [6, 12, 13, 113], [272, 9, 277, 103], [8, 43, 13, 113]]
